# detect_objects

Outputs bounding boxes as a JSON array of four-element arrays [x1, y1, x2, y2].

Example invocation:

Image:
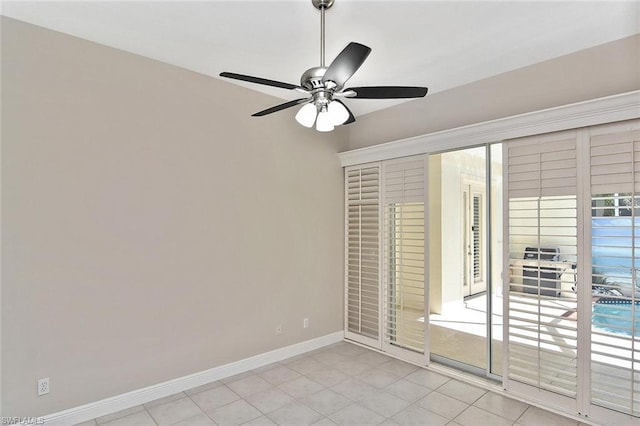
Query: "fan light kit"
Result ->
[[220, 0, 428, 132]]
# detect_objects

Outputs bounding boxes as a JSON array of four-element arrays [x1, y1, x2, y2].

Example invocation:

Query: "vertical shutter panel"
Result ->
[[346, 165, 380, 340], [589, 127, 640, 417], [473, 194, 482, 280], [506, 131, 579, 400], [382, 157, 426, 354]]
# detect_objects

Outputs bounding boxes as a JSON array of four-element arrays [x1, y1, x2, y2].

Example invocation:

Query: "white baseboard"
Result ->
[[42, 331, 344, 426]]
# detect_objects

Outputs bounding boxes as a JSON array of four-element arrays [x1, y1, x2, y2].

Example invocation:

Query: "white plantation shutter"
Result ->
[[505, 131, 579, 403], [473, 194, 482, 281], [506, 121, 640, 424], [588, 124, 640, 417], [382, 156, 427, 358], [345, 164, 381, 345]]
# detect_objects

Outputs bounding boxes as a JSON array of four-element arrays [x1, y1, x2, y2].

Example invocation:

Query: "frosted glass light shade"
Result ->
[[327, 101, 350, 125], [295, 103, 317, 128], [315, 110, 335, 132]]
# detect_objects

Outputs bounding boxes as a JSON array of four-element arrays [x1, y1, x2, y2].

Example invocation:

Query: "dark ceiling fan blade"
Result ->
[[220, 72, 300, 90], [333, 100, 356, 125], [251, 98, 310, 117], [322, 42, 372, 89], [347, 86, 428, 99]]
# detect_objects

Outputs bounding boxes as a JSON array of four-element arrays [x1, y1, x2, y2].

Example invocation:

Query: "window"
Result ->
[[592, 193, 639, 217]]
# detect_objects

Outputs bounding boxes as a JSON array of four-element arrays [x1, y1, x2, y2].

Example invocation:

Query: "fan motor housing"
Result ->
[[300, 66, 327, 90]]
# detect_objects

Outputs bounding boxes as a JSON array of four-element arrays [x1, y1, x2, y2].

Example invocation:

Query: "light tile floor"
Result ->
[[75, 341, 590, 426]]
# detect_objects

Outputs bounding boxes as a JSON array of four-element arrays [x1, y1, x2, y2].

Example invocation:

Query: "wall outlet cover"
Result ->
[[38, 377, 50, 396]]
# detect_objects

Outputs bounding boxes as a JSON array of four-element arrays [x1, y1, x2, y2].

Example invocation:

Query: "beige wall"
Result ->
[[1, 17, 347, 416], [347, 34, 640, 150]]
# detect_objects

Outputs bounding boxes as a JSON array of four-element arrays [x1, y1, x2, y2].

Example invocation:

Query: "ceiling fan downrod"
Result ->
[[313, 0, 334, 67]]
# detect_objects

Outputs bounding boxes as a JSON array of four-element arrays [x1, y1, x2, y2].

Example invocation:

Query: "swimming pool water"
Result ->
[[592, 301, 640, 336]]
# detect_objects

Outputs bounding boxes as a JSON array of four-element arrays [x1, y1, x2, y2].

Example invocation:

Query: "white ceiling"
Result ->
[[2, 1, 639, 117]]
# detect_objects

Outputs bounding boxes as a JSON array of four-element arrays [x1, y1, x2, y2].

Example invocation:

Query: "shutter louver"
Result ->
[[346, 165, 380, 341]]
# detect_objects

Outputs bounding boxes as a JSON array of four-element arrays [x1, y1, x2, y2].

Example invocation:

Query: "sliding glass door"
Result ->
[[503, 120, 640, 424], [345, 148, 503, 377], [427, 145, 503, 376], [345, 119, 640, 425]]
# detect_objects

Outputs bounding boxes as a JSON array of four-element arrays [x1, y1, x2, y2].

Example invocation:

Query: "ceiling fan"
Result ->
[[219, 0, 428, 132]]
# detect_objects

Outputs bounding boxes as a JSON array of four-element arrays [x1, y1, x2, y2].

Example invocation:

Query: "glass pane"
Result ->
[[428, 146, 488, 370]]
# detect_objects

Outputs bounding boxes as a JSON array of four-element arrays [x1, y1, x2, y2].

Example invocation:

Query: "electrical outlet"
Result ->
[[303, 318, 309, 329], [275, 325, 282, 335], [37, 377, 50, 396]]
